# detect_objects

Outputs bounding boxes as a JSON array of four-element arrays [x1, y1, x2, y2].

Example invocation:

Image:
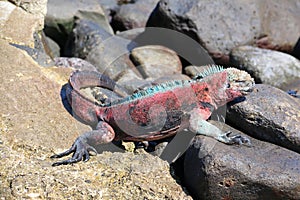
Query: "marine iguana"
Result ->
[[51, 65, 254, 166]]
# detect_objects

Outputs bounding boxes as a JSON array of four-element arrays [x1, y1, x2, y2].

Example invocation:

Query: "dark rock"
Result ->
[[45, 0, 113, 50], [131, 45, 182, 79], [66, 19, 112, 58], [131, 27, 214, 66], [292, 37, 300, 60], [69, 19, 142, 80], [97, 0, 120, 22], [54, 57, 98, 71], [44, 35, 60, 58], [112, 0, 159, 31], [184, 120, 300, 200], [227, 84, 300, 154], [147, 0, 300, 64], [230, 46, 300, 88]]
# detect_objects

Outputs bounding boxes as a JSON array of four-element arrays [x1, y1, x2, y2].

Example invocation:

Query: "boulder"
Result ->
[[184, 121, 300, 200], [147, 0, 300, 64], [112, 0, 159, 31], [0, 1, 45, 47], [227, 84, 300, 154], [44, 0, 113, 49], [130, 45, 182, 79], [230, 45, 300, 88], [0, 38, 191, 199]]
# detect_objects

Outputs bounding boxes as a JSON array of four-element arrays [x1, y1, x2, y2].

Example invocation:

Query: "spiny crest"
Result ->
[[193, 65, 224, 80], [104, 79, 190, 106]]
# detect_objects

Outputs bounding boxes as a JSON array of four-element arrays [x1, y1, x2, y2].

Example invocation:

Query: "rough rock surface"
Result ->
[[184, 121, 300, 200], [112, 0, 159, 31], [0, 1, 44, 47], [0, 39, 191, 199], [147, 0, 300, 64], [230, 45, 300, 88], [227, 84, 300, 154], [7, 0, 47, 30], [131, 45, 182, 79]]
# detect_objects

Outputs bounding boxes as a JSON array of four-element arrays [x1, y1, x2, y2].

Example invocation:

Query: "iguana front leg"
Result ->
[[189, 110, 251, 145], [51, 121, 115, 166]]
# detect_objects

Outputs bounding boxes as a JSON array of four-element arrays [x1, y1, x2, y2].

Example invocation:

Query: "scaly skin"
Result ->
[[51, 65, 255, 166]]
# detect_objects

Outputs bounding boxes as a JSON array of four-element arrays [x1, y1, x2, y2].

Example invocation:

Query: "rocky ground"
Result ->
[[1, 0, 300, 199]]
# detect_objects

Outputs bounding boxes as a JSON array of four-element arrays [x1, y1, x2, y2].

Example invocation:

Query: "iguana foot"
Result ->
[[51, 121, 115, 166], [219, 131, 251, 146], [51, 137, 97, 166]]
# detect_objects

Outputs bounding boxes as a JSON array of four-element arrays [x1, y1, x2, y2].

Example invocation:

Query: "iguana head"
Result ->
[[195, 65, 255, 107]]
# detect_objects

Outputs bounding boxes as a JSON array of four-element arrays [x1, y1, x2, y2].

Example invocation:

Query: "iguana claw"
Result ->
[[51, 137, 97, 166], [222, 131, 252, 146]]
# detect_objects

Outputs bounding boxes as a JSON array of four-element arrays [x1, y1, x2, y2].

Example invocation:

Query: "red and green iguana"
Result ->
[[51, 65, 254, 166]]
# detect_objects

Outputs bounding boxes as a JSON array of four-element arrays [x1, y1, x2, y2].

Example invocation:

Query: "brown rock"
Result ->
[[0, 1, 44, 47], [131, 45, 182, 79], [0, 39, 191, 199]]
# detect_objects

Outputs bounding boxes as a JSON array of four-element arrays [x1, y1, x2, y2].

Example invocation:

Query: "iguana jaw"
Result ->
[[225, 68, 255, 95]]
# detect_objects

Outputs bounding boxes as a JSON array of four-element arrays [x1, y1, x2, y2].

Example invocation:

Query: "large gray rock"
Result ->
[[227, 84, 300, 154], [112, 0, 159, 31], [147, 0, 300, 64], [230, 45, 300, 88], [45, 0, 113, 49], [97, 0, 120, 22], [184, 121, 300, 200]]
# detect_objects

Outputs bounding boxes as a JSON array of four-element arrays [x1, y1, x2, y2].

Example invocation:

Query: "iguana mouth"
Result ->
[[240, 87, 254, 95]]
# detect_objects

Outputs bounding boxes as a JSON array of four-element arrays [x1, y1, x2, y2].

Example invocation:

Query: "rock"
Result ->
[[7, 0, 47, 30], [97, 0, 120, 22], [132, 27, 214, 66], [147, 0, 300, 64], [116, 69, 148, 94], [44, 35, 60, 58], [0, 1, 45, 47], [112, 0, 159, 31], [230, 45, 300, 88], [184, 120, 300, 200], [116, 27, 145, 40], [54, 57, 98, 71], [292, 37, 300, 60], [67, 19, 112, 58], [184, 65, 219, 78], [0, 39, 191, 199], [69, 19, 141, 80], [281, 79, 300, 93], [9, 32, 55, 67], [226, 84, 300, 154], [152, 74, 191, 84], [44, 0, 113, 49], [131, 45, 182, 79]]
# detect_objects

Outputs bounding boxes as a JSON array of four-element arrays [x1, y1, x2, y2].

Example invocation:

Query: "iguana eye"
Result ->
[[227, 83, 230, 88]]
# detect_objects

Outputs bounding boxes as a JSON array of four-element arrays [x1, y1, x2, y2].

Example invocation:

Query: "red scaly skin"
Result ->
[[51, 68, 253, 166]]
